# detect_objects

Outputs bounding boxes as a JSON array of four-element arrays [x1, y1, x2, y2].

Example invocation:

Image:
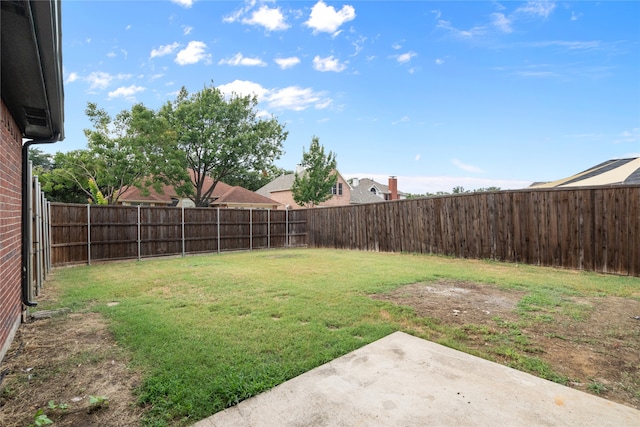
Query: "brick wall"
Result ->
[[0, 99, 24, 362]]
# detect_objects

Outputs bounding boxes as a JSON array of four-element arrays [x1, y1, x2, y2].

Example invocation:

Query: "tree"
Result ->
[[36, 151, 88, 203], [52, 102, 175, 205], [451, 186, 469, 194], [291, 136, 338, 208], [160, 84, 287, 207], [223, 165, 292, 192], [29, 148, 53, 171]]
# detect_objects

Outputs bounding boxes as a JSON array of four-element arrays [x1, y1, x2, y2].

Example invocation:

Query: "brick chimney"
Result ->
[[388, 176, 398, 201]]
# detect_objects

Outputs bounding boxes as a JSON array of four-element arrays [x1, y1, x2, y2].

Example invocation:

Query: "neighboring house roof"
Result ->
[[255, 174, 296, 196], [350, 185, 388, 204], [530, 157, 640, 188], [256, 172, 398, 205], [118, 177, 281, 208], [355, 178, 406, 198], [1, 0, 64, 141], [214, 185, 282, 207]]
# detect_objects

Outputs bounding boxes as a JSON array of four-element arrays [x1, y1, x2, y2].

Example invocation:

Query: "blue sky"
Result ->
[[58, 0, 639, 194]]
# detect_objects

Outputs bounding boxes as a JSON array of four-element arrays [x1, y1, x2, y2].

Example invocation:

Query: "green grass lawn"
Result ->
[[45, 249, 640, 426]]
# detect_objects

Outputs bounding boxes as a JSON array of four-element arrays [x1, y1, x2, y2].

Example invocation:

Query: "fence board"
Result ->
[[50, 186, 639, 276], [51, 204, 306, 265], [306, 186, 639, 276]]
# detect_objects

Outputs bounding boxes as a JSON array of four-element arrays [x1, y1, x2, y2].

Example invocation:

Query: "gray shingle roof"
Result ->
[[256, 174, 296, 197], [350, 186, 387, 204]]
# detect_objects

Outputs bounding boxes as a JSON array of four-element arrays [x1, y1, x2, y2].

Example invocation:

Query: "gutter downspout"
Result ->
[[22, 136, 60, 307]]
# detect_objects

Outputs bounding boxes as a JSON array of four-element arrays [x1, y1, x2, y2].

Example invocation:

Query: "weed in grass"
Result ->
[[516, 291, 563, 314], [29, 409, 53, 427], [495, 347, 568, 385], [1, 385, 15, 399], [544, 332, 567, 340], [587, 381, 607, 395], [561, 303, 593, 321], [48, 400, 69, 410]]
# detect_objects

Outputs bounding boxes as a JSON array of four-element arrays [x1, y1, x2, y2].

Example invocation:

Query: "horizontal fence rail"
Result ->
[[306, 186, 640, 277], [50, 204, 307, 265]]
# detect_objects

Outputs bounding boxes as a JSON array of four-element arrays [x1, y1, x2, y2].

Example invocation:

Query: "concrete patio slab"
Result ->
[[194, 331, 639, 426]]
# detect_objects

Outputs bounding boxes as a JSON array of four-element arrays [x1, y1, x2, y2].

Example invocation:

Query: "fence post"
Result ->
[[181, 206, 185, 257], [267, 209, 271, 249], [137, 205, 141, 261], [87, 204, 91, 265], [250, 209, 253, 251], [286, 208, 289, 247], [217, 208, 221, 253], [34, 177, 42, 295], [44, 199, 51, 277]]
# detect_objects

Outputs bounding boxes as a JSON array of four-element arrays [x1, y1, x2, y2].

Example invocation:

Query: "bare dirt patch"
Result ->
[[372, 279, 640, 410], [0, 290, 143, 426]]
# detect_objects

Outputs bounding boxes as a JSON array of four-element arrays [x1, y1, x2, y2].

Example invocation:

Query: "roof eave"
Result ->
[[1, 0, 64, 141]]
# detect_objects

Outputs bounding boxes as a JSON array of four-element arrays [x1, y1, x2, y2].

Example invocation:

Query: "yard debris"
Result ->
[[631, 316, 640, 321]]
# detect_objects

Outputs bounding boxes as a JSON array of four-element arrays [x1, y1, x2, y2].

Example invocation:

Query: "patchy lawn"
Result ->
[[1, 249, 639, 426]]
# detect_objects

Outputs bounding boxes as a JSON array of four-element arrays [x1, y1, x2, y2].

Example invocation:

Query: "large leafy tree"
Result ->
[[29, 148, 87, 203], [160, 84, 288, 207], [53, 102, 175, 205], [291, 136, 338, 208], [223, 165, 292, 192]]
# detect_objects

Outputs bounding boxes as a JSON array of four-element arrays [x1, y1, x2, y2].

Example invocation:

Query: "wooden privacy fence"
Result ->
[[50, 186, 639, 276], [28, 162, 53, 300], [50, 204, 307, 265], [307, 186, 640, 277]]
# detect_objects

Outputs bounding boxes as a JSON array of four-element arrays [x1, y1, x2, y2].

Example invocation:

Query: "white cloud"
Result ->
[[217, 80, 269, 100], [396, 51, 416, 64], [392, 116, 410, 125], [305, 1, 356, 35], [351, 35, 367, 56], [107, 85, 146, 100], [415, 154, 421, 161], [516, 1, 556, 18], [314, 98, 333, 110], [452, 159, 484, 173], [570, 11, 581, 22], [85, 71, 115, 90], [65, 72, 79, 84], [392, 43, 402, 50], [243, 5, 289, 31], [175, 41, 211, 65], [217, 80, 332, 112], [313, 55, 347, 72], [125, 24, 131, 30], [275, 57, 300, 70], [171, 0, 193, 8], [267, 86, 331, 111], [435, 58, 445, 65], [491, 12, 512, 33], [183, 25, 193, 35], [107, 51, 117, 58], [218, 53, 267, 67], [437, 19, 486, 39], [223, 0, 256, 24], [614, 128, 640, 144], [527, 40, 601, 50], [150, 42, 181, 59]]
